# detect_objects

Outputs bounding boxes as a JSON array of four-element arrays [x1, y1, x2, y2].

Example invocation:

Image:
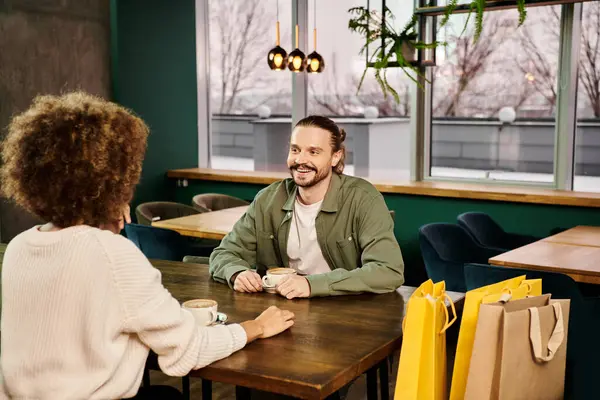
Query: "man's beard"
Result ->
[[289, 163, 330, 187]]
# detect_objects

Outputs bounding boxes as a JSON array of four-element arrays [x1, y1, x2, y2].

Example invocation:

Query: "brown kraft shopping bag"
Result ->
[[464, 294, 570, 400]]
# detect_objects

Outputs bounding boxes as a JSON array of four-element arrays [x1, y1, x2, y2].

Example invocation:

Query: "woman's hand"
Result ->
[[240, 306, 295, 343], [119, 204, 132, 231], [100, 204, 131, 233]]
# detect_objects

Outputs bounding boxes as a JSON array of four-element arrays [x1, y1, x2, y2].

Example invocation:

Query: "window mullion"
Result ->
[[554, 2, 582, 190]]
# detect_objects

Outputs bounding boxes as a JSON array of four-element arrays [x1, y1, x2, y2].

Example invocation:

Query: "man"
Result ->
[[210, 115, 404, 299]]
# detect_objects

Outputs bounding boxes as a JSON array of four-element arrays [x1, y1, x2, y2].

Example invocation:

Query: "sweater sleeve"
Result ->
[[97, 231, 247, 377]]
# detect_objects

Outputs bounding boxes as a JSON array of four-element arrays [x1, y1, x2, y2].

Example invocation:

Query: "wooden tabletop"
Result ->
[[152, 206, 248, 240], [489, 226, 600, 285], [542, 225, 600, 248], [150, 260, 465, 399]]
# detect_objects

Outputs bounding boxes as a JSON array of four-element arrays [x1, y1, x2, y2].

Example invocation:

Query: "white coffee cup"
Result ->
[[262, 268, 297, 288], [182, 299, 218, 326]]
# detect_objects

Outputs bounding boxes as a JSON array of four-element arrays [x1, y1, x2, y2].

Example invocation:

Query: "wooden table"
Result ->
[[152, 206, 248, 240], [542, 225, 600, 248], [150, 260, 465, 400], [489, 226, 600, 285]]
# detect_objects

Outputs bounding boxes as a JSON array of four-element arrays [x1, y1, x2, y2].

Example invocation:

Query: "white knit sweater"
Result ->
[[0, 225, 247, 399]]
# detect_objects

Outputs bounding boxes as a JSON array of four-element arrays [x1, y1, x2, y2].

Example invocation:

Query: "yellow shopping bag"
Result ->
[[449, 277, 542, 400], [395, 280, 457, 400], [482, 278, 542, 304]]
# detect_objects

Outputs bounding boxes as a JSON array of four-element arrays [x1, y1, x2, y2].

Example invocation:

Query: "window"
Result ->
[[306, 0, 414, 181], [573, 1, 600, 192], [307, 0, 413, 118], [208, 0, 292, 172], [428, 7, 561, 185]]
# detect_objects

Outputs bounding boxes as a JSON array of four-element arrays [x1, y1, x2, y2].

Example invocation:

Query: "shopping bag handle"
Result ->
[[529, 303, 565, 363], [401, 292, 457, 334], [497, 282, 534, 303], [440, 293, 457, 334]]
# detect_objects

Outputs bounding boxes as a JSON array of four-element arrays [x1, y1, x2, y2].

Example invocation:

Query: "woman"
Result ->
[[0, 92, 294, 399]]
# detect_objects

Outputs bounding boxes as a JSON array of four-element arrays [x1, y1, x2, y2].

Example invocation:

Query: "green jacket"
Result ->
[[209, 173, 405, 297]]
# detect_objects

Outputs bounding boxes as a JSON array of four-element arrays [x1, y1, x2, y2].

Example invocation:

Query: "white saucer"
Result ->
[[215, 312, 228, 324], [263, 286, 277, 294]]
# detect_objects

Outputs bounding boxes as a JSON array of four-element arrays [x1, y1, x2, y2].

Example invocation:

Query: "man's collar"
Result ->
[[282, 173, 341, 213]]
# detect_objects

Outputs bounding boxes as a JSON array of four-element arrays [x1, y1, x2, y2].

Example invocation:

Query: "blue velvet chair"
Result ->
[[125, 224, 189, 261], [418, 223, 504, 292], [134, 202, 216, 258], [464, 263, 600, 400], [457, 212, 540, 251]]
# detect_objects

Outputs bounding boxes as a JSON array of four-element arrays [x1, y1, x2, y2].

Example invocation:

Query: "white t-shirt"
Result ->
[[286, 198, 331, 275]]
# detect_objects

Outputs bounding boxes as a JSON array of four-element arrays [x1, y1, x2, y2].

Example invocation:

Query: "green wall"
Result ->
[[172, 179, 600, 285], [111, 0, 198, 209]]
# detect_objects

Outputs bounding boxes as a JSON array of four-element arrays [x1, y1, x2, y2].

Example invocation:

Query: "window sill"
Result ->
[[167, 168, 600, 208]]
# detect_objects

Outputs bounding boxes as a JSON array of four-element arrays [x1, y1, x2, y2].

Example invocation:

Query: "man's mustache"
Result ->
[[291, 164, 316, 171]]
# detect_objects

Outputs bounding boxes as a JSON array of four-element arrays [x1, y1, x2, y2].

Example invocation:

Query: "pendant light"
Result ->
[[288, 2, 306, 73], [306, 0, 324, 73], [267, 1, 287, 70]]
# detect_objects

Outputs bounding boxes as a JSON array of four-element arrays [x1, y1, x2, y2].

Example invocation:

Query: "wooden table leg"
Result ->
[[379, 360, 389, 400], [366, 365, 378, 400], [235, 386, 251, 400], [182, 376, 190, 400], [201, 379, 212, 400], [142, 367, 150, 388]]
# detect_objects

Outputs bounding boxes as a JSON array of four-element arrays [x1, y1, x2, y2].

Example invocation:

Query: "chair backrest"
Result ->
[[135, 202, 200, 226], [419, 223, 493, 264], [457, 212, 507, 248], [124, 223, 186, 261], [419, 223, 496, 292], [192, 193, 250, 212], [463, 263, 584, 302]]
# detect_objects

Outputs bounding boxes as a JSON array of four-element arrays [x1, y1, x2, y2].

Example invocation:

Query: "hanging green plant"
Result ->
[[348, 6, 445, 102], [516, 0, 527, 26], [472, 0, 487, 40], [440, 0, 458, 27], [439, 0, 528, 41]]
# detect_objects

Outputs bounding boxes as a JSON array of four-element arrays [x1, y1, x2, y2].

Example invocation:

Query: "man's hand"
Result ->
[[276, 275, 311, 299], [233, 270, 263, 293]]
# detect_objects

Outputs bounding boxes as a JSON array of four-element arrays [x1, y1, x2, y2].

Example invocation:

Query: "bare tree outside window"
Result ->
[[579, 1, 600, 118], [208, 0, 291, 115], [430, 7, 561, 183], [432, 11, 562, 119], [514, 4, 600, 119], [433, 15, 515, 117], [308, 53, 412, 117]]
